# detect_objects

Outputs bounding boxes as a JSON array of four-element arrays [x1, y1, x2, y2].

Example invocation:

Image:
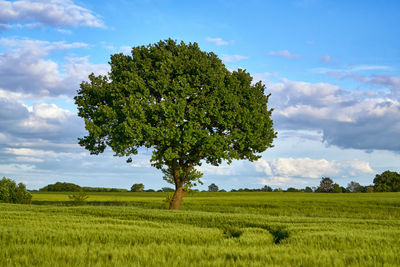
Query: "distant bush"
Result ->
[[82, 187, 128, 192], [68, 190, 89, 205], [286, 187, 300, 192], [0, 177, 32, 204], [261, 185, 273, 192], [303, 186, 313, 193], [39, 182, 81, 192], [161, 187, 175, 192], [131, 183, 144, 192]]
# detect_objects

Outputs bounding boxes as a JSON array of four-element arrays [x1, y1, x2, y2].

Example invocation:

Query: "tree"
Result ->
[[346, 181, 363, 193], [0, 177, 32, 204], [131, 183, 144, 192], [39, 182, 81, 192], [75, 39, 276, 209], [303, 186, 313, 193], [332, 183, 342, 193], [261, 185, 272, 192], [161, 187, 175, 192], [373, 170, 400, 192], [208, 183, 219, 192], [316, 177, 334, 193]]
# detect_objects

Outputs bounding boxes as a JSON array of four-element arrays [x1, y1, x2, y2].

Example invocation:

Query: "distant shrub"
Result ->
[[0, 177, 32, 204], [163, 192, 174, 205], [286, 187, 300, 192], [131, 183, 144, 192], [365, 186, 374, 193], [303, 186, 313, 192], [261, 185, 273, 192], [161, 187, 175, 192], [82, 187, 128, 192], [68, 190, 89, 205]]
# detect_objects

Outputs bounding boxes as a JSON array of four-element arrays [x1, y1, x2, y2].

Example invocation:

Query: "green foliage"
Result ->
[[332, 183, 342, 193], [163, 192, 174, 205], [261, 185, 273, 192], [75, 39, 276, 208], [374, 170, 400, 192], [346, 181, 363, 193], [316, 177, 334, 192], [82, 187, 128, 192], [0, 177, 32, 204], [303, 186, 313, 193], [131, 183, 144, 192], [208, 183, 219, 192], [161, 187, 175, 192], [39, 182, 81, 192], [68, 190, 89, 205]]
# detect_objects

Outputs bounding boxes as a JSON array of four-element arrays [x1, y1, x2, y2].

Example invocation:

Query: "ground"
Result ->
[[1, 192, 399, 266]]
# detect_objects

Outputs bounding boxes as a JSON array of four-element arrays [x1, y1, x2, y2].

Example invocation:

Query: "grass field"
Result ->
[[1, 192, 400, 266]]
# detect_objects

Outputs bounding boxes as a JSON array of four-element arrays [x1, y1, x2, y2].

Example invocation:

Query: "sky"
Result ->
[[0, 0, 399, 190]]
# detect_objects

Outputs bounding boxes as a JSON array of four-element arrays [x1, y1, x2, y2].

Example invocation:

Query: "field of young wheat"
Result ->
[[1, 192, 399, 266]]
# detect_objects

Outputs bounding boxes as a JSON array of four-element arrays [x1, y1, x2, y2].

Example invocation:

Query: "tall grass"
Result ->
[[1, 192, 399, 266]]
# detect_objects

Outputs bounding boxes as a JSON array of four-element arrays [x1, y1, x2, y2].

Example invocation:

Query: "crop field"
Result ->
[[1, 192, 400, 266]]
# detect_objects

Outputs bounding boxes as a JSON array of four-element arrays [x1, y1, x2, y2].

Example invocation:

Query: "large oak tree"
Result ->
[[75, 39, 276, 209]]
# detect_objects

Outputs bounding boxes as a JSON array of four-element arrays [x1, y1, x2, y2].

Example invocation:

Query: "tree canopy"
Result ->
[[75, 39, 276, 209], [0, 177, 32, 204], [373, 170, 400, 192]]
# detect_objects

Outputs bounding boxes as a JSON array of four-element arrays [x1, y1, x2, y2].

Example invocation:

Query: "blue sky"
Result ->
[[0, 0, 399, 190]]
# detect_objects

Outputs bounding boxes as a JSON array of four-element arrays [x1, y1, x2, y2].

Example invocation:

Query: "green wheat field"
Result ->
[[1, 192, 400, 266]]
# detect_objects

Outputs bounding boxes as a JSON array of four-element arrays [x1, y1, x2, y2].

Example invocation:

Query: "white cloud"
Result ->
[[0, 38, 108, 97], [197, 164, 236, 175], [255, 157, 338, 179], [267, 50, 300, 59], [5, 148, 75, 158], [258, 177, 307, 187], [0, 0, 103, 28], [346, 160, 374, 174], [221, 54, 249, 63], [15, 156, 44, 163], [119, 46, 131, 54], [267, 78, 400, 151], [254, 157, 375, 187], [205, 37, 229, 46]]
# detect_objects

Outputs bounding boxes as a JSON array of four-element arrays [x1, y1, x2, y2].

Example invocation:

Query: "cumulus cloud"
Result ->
[[255, 158, 339, 179], [197, 164, 236, 175], [264, 77, 400, 151], [205, 37, 229, 46], [0, 0, 103, 28], [0, 38, 108, 97], [220, 54, 249, 63], [267, 50, 300, 59], [254, 157, 374, 186]]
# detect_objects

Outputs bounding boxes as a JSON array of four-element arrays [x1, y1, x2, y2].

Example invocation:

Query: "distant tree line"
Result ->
[[38, 182, 128, 192], [207, 170, 400, 193], [33, 170, 400, 194]]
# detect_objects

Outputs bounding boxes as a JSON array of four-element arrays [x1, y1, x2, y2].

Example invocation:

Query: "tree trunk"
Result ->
[[169, 184, 187, 210]]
